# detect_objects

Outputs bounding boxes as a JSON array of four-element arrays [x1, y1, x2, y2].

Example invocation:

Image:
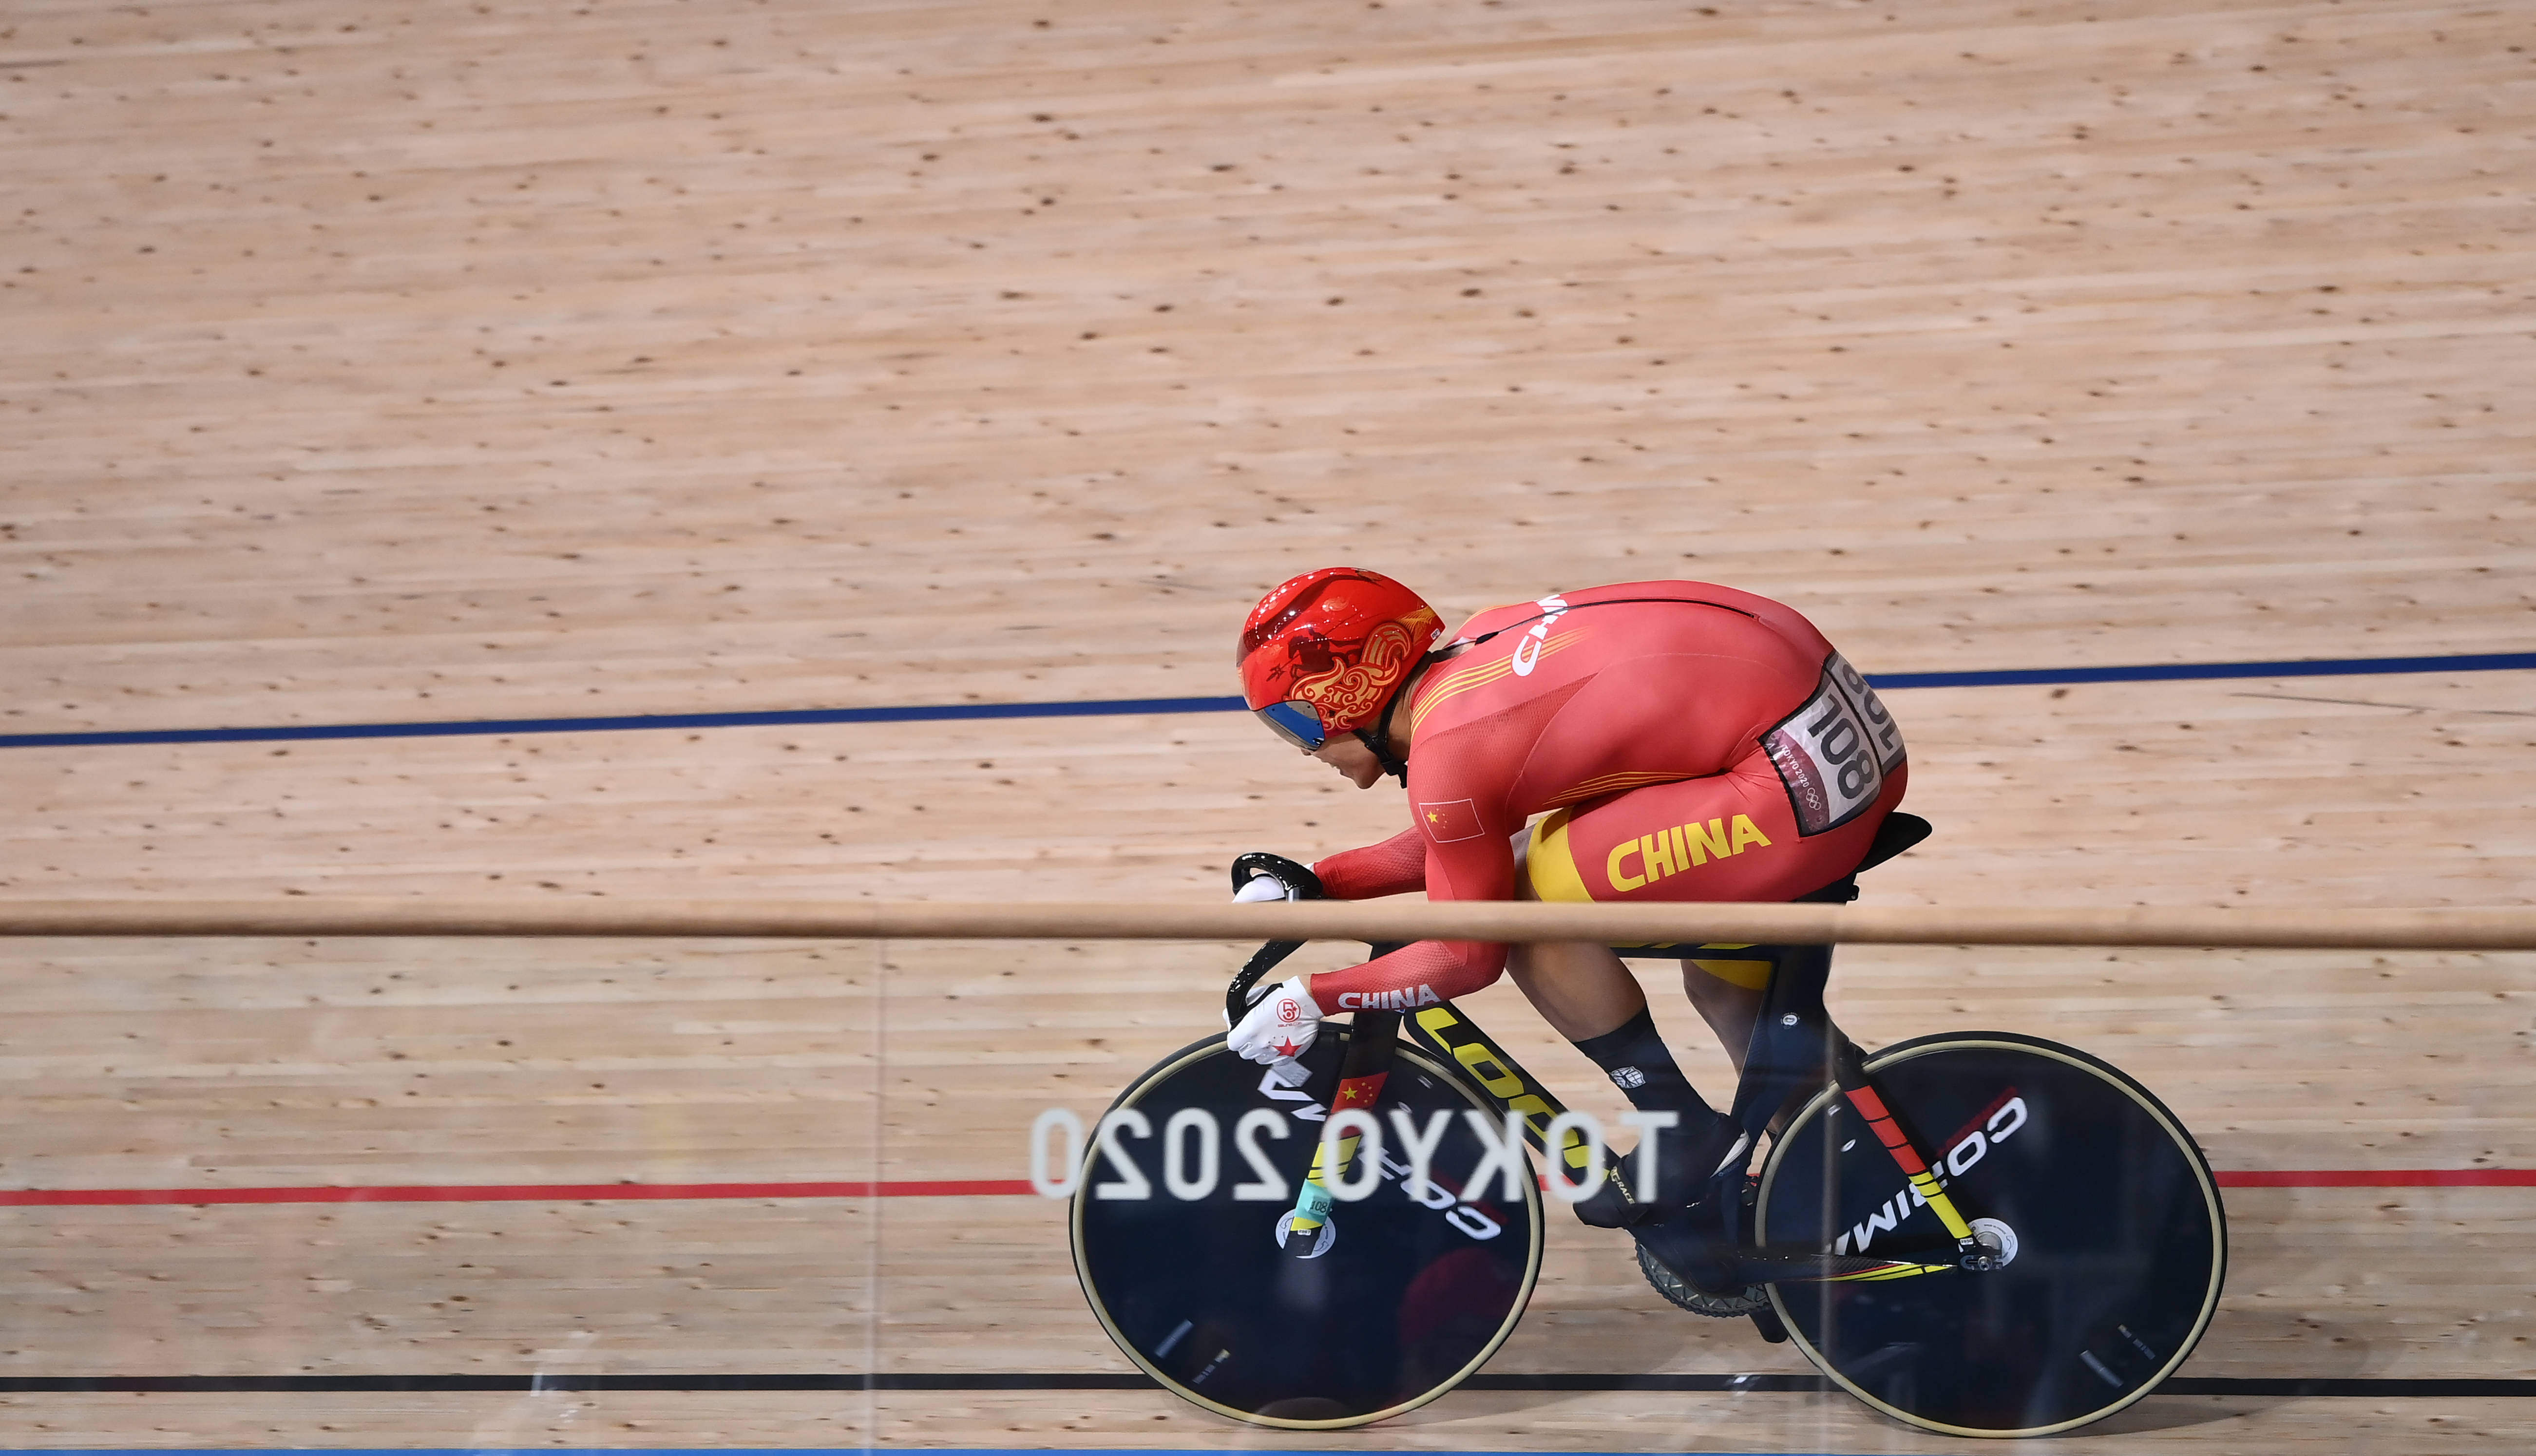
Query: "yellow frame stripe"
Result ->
[[1909, 1171, 1976, 1241], [1829, 1262, 1952, 1283]]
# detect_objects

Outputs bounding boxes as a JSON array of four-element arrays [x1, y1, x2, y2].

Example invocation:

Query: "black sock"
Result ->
[[1572, 1007, 1735, 1202], [1573, 1006, 1709, 1116]]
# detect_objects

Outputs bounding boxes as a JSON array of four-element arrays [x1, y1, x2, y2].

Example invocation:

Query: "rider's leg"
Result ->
[[1681, 949, 1805, 1142], [1511, 745, 1908, 1296], [1502, 936, 1643, 1040], [1679, 956, 1766, 1074], [1509, 831, 1740, 1208], [1511, 774, 1901, 1206], [1505, 825, 1652, 1039], [1520, 769, 1899, 1073]]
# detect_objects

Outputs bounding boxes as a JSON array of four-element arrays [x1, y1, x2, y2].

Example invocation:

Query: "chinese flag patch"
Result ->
[[1418, 799, 1485, 843]]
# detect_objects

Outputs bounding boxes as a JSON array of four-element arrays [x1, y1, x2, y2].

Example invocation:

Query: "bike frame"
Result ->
[[1232, 935, 1988, 1286]]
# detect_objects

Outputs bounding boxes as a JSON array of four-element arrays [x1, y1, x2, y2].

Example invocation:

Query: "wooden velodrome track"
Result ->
[[3, 0, 2533, 1449]]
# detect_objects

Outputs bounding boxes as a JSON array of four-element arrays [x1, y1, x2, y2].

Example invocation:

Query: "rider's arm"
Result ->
[[1301, 809, 1517, 1005], [1304, 937, 1506, 1006], [1313, 826, 1428, 899]]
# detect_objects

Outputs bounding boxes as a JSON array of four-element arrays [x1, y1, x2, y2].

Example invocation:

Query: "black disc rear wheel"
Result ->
[[1072, 1027, 1545, 1429], [1755, 1032, 2226, 1437]]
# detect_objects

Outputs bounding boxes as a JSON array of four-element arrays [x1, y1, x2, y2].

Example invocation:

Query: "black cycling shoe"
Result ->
[[1571, 1173, 1652, 1229], [1651, 1113, 1749, 1207], [1575, 1113, 1749, 1227]]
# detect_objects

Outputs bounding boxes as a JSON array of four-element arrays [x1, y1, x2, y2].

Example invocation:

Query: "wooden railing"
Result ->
[[1, 900, 2532, 950]]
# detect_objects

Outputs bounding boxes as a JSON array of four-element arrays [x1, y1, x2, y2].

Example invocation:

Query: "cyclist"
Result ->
[[1226, 567, 1907, 1294]]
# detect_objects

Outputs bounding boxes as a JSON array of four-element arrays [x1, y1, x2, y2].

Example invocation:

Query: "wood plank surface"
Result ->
[[2, 0, 2533, 1448], [4, 1, 2532, 734]]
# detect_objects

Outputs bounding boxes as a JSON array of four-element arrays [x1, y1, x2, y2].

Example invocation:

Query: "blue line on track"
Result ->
[[1865, 649, 2536, 690], [0, 695, 1251, 750], [2, 650, 2529, 751]]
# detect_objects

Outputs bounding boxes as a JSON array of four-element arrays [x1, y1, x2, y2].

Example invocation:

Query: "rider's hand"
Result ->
[[1228, 975, 1323, 1072], [1232, 874, 1290, 904], [1230, 851, 1325, 902]]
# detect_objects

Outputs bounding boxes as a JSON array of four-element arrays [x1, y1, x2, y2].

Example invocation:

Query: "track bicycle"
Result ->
[[1069, 815, 2228, 1437]]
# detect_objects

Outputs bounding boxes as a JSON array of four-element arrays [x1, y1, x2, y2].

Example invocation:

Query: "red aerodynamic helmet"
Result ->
[[1237, 567, 1445, 750]]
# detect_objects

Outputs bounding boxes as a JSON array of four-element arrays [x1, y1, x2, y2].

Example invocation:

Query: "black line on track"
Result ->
[[0, 1374, 2525, 1397]]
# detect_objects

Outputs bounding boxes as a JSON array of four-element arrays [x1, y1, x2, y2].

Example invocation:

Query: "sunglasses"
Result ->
[[1255, 700, 1330, 751]]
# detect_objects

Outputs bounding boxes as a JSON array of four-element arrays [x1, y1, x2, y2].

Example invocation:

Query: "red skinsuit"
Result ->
[[1303, 581, 1907, 1010]]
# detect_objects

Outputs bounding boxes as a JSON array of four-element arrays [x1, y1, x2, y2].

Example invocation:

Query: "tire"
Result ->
[[1071, 1027, 1545, 1429], [1754, 1032, 2227, 1437]]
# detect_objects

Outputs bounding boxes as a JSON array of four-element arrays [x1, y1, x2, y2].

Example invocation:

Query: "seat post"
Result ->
[[1725, 942, 1849, 1144], [1719, 810, 1930, 1134]]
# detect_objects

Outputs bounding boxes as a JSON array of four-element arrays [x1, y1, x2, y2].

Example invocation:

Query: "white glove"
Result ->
[[1232, 875, 1294, 904], [1228, 975, 1323, 1077]]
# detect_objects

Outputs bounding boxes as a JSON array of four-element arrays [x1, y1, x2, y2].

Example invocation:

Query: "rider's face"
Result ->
[[1307, 734, 1385, 789]]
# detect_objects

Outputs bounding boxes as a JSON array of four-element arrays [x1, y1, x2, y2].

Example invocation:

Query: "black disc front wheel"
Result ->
[[1072, 1027, 1545, 1429], [1755, 1032, 2226, 1437]]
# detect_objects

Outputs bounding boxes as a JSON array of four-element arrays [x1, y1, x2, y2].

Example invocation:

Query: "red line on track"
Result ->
[[0, 1170, 2524, 1207], [2215, 1169, 2536, 1189], [0, 1179, 1036, 1207]]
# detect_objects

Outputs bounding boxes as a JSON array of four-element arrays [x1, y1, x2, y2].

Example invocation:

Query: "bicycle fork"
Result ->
[[1276, 1008, 1402, 1256]]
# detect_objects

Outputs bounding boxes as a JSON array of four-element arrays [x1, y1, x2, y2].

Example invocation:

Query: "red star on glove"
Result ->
[[1271, 1038, 1304, 1060]]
